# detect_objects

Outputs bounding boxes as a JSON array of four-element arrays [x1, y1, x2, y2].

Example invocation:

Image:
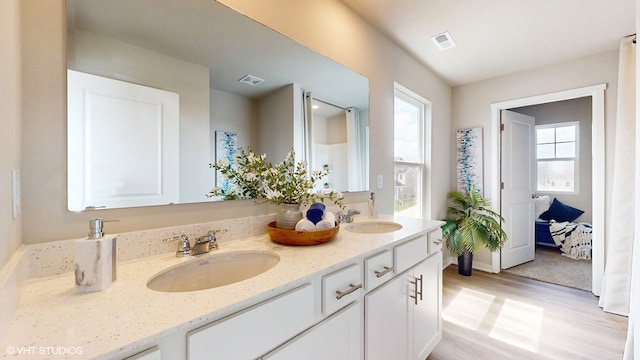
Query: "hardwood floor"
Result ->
[[428, 266, 628, 360]]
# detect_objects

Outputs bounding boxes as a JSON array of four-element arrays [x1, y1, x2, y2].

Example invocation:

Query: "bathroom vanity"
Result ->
[[0, 215, 443, 360]]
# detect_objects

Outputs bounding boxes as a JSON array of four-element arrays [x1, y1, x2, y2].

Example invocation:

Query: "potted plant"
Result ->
[[441, 187, 507, 276], [208, 147, 344, 229]]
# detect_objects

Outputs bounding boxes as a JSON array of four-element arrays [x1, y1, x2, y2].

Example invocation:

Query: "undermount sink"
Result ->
[[343, 220, 403, 234], [147, 250, 280, 292]]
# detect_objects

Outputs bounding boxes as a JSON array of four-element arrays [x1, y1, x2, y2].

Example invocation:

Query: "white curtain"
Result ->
[[346, 107, 364, 191], [623, 35, 639, 360], [600, 35, 636, 317], [302, 91, 315, 168]]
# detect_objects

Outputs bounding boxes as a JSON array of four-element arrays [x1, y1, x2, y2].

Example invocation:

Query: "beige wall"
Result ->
[[0, 0, 22, 268], [219, 0, 454, 220], [210, 88, 259, 159], [17, 0, 452, 245], [258, 83, 299, 162], [452, 51, 619, 268]]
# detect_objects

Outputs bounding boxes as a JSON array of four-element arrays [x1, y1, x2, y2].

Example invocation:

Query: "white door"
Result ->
[[500, 110, 536, 269], [67, 70, 179, 211]]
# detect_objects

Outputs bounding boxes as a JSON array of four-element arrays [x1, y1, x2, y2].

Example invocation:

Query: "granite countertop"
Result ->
[[0, 215, 443, 359]]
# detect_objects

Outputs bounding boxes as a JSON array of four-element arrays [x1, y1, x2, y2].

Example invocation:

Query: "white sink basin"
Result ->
[[343, 220, 403, 234], [147, 250, 280, 292]]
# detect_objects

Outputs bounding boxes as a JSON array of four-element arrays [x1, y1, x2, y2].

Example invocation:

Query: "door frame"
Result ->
[[490, 84, 606, 295]]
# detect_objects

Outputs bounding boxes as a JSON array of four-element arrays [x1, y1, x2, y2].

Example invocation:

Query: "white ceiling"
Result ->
[[341, 0, 635, 86]]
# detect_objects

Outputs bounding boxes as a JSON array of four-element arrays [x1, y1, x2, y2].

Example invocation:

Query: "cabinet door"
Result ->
[[365, 271, 411, 360], [187, 284, 314, 360], [263, 302, 363, 360], [411, 253, 442, 360]]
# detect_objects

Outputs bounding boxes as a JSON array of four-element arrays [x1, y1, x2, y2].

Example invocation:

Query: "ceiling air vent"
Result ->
[[431, 32, 456, 51], [238, 74, 264, 86]]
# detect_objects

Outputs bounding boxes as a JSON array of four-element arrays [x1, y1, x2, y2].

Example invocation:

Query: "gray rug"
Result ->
[[504, 246, 592, 291]]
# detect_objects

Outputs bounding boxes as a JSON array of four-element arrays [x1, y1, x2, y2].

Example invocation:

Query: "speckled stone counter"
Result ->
[[0, 214, 443, 359]]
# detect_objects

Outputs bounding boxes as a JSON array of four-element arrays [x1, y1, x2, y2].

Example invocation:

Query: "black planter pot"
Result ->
[[457, 250, 473, 276]]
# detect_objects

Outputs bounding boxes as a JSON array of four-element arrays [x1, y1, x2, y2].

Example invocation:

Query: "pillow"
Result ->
[[534, 195, 551, 220], [539, 198, 584, 222]]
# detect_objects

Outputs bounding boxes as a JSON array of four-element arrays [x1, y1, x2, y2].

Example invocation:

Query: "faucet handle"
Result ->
[[204, 229, 227, 251], [164, 234, 191, 257]]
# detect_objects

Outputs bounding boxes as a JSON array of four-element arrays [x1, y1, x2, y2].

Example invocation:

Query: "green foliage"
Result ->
[[208, 147, 344, 208], [441, 187, 507, 256]]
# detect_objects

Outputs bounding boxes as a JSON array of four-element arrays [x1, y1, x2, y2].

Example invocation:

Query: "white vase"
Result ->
[[276, 203, 303, 230]]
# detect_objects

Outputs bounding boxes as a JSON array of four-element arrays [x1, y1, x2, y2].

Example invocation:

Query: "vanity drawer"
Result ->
[[188, 284, 314, 360], [428, 228, 444, 254], [322, 263, 363, 315], [364, 250, 394, 291], [394, 235, 428, 274]]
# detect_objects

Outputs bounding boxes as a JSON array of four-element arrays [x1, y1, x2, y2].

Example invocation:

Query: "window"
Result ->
[[393, 84, 430, 217], [535, 122, 579, 193]]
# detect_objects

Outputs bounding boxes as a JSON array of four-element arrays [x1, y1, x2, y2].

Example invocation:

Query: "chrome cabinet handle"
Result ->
[[433, 239, 443, 245], [410, 274, 424, 305], [336, 283, 363, 300], [374, 266, 393, 278]]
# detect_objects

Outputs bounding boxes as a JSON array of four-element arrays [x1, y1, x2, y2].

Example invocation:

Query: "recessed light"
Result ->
[[431, 31, 456, 51], [312, 105, 319, 110], [238, 74, 264, 86]]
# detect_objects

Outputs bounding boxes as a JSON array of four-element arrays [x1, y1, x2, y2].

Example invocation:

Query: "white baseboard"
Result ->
[[443, 255, 497, 273]]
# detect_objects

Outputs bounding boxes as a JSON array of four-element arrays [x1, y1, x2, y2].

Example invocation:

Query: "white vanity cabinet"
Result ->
[[365, 231, 443, 360], [116, 224, 442, 360], [187, 284, 315, 360], [261, 302, 363, 360]]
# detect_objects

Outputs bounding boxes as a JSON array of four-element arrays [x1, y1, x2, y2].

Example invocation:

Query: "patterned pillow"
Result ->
[[539, 198, 584, 222]]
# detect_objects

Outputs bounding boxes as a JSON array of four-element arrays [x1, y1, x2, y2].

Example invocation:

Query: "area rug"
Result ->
[[504, 246, 592, 291]]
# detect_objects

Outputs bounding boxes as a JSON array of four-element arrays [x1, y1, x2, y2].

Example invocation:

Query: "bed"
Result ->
[[534, 196, 592, 260]]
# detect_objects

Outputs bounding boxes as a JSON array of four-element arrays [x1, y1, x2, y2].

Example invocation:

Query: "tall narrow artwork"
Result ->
[[456, 128, 483, 195], [215, 131, 238, 194]]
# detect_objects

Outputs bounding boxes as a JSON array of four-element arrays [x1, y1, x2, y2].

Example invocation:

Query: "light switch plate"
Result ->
[[377, 174, 383, 189]]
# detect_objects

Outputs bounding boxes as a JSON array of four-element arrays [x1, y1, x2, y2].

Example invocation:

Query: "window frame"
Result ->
[[535, 121, 580, 194], [393, 84, 431, 218]]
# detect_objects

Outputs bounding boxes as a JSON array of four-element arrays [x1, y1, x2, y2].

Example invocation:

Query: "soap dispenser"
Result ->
[[74, 218, 118, 293], [368, 192, 377, 218]]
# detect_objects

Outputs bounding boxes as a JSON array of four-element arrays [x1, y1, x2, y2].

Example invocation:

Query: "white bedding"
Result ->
[[549, 220, 592, 260]]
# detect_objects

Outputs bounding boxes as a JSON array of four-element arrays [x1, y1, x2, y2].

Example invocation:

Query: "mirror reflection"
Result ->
[[66, 0, 369, 211]]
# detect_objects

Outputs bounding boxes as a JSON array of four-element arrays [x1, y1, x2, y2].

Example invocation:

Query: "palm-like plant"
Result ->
[[441, 187, 507, 256]]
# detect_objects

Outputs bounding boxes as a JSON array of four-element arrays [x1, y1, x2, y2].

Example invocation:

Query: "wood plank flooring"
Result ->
[[428, 266, 628, 360]]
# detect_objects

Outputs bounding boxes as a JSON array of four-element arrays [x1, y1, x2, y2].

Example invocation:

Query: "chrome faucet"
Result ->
[[164, 230, 222, 257], [336, 209, 361, 223]]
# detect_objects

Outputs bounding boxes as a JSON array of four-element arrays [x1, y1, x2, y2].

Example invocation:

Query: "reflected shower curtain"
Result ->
[[599, 35, 636, 319], [302, 91, 315, 169], [346, 107, 364, 191]]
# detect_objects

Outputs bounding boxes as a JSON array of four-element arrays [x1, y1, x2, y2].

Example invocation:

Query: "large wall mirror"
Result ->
[[66, 0, 369, 211]]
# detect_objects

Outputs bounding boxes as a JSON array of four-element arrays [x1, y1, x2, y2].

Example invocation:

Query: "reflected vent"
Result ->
[[238, 74, 264, 86]]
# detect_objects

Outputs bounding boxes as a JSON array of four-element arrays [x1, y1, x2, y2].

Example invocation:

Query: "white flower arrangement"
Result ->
[[208, 147, 344, 208]]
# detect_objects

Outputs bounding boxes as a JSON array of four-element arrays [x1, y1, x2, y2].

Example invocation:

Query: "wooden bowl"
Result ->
[[266, 221, 340, 246]]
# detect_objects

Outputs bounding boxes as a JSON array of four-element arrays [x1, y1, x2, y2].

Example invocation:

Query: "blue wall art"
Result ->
[[215, 131, 238, 194], [456, 127, 483, 195]]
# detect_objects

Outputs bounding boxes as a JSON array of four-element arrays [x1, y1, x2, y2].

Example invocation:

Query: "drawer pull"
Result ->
[[433, 239, 443, 245], [335, 283, 363, 300], [374, 266, 393, 278], [409, 275, 423, 305]]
